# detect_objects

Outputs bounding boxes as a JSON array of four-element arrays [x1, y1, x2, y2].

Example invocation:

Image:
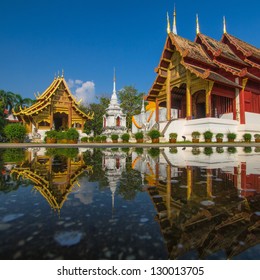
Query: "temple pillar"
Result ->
[[186, 72, 192, 120], [206, 81, 214, 117], [206, 169, 212, 197], [187, 166, 192, 200], [50, 103, 53, 129], [68, 103, 72, 128], [166, 70, 171, 121], [239, 78, 248, 124], [166, 164, 172, 218], [155, 98, 159, 123]]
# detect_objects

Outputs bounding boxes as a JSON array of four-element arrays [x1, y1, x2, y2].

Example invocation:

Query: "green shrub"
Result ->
[[191, 131, 200, 139], [243, 133, 252, 141], [147, 129, 161, 139], [216, 133, 224, 139], [135, 131, 144, 140], [81, 137, 88, 142], [89, 136, 94, 142], [94, 135, 101, 142], [66, 128, 79, 140], [101, 135, 107, 142], [254, 134, 260, 140], [227, 132, 237, 140], [4, 123, 26, 142], [56, 131, 67, 140], [121, 133, 130, 142], [203, 130, 213, 140], [45, 130, 57, 139], [111, 134, 119, 141], [169, 133, 178, 139]]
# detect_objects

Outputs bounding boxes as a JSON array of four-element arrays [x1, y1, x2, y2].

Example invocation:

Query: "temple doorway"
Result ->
[[193, 90, 206, 119], [54, 112, 68, 130], [116, 116, 120, 126]]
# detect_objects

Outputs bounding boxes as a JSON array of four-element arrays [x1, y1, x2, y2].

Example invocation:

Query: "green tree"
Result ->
[[118, 86, 145, 129], [81, 96, 110, 136], [13, 94, 35, 112], [0, 90, 16, 113]]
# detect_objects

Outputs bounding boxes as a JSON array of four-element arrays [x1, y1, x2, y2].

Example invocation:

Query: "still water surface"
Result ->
[[0, 147, 260, 260]]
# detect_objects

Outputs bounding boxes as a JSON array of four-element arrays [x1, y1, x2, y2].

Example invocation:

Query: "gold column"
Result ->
[[68, 102, 72, 128], [166, 69, 171, 121], [206, 81, 214, 117], [186, 72, 192, 120], [50, 102, 53, 129], [187, 166, 192, 200], [155, 98, 159, 123], [166, 164, 172, 218], [206, 169, 212, 197]]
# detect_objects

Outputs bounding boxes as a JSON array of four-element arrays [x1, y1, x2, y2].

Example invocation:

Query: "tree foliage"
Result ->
[[80, 96, 110, 136], [118, 86, 145, 129]]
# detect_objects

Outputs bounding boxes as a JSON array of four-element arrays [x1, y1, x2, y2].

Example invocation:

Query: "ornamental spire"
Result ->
[[167, 12, 171, 34], [172, 5, 177, 35], [113, 67, 116, 95], [223, 16, 227, 33], [196, 14, 200, 35], [110, 68, 118, 105]]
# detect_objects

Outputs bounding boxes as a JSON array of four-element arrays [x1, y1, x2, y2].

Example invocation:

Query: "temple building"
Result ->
[[134, 10, 260, 141], [13, 73, 93, 141], [102, 70, 127, 136]]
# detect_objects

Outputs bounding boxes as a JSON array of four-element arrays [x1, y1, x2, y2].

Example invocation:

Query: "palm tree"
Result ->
[[0, 90, 16, 113], [13, 94, 34, 112]]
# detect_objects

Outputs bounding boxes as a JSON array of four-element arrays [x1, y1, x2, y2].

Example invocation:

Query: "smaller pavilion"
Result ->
[[13, 72, 93, 141], [102, 70, 127, 136]]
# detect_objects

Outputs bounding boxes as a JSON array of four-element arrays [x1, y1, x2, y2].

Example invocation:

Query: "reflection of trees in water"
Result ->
[[117, 162, 142, 200], [83, 149, 108, 189], [0, 148, 30, 193]]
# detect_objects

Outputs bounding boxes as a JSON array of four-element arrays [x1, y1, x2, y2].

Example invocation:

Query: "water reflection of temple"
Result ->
[[132, 147, 260, 259], [11, 148, 92, 211], [102, 149, 127, 209]]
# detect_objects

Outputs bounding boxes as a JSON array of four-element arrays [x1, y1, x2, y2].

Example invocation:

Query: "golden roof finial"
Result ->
[[167, 12, 171, 34], [196, 14, 200, 35], [172, 5, 177, 35], [223, 16, 227, 33]]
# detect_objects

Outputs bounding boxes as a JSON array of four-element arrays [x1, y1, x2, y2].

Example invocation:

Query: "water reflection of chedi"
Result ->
[[11, 148, 93, 212], [133, 147, 260, 259]]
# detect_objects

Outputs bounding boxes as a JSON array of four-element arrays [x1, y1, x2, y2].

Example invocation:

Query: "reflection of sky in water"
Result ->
[[0, 147, 260, 260]]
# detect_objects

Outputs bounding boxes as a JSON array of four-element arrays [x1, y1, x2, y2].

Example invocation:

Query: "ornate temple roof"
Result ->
[[147, 28, 260, 100], [13, 76, 93, 120], [223, 33, 260, 60]]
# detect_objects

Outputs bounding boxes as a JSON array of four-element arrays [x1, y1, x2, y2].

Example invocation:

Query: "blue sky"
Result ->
[[0, 0, 259, 104]]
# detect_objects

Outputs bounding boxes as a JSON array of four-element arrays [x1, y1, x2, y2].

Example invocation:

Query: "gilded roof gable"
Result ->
[[223, 33, 260, 59]]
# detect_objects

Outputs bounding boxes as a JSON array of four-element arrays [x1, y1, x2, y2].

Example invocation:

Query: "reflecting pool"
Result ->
[[0, 147, 260, 260]]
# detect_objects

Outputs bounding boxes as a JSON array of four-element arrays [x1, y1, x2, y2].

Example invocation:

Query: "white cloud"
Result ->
[[67, 79, 95, 105], [75, 79, 83, 85]]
